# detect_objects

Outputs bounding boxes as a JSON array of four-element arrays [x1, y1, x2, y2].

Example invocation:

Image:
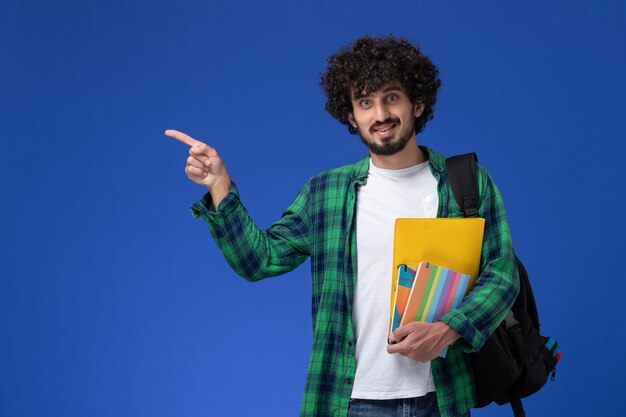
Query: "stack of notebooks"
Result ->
[[389, 218, 486, 357], [388, 262, 471, 357]]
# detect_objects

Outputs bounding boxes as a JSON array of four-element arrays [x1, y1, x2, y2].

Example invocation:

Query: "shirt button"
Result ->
[[347, 341, 353, 347], [345, 378, 352, 385]]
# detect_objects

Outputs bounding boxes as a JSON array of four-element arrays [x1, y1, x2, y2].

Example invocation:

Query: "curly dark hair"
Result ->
[[320, 35, 441, 135]]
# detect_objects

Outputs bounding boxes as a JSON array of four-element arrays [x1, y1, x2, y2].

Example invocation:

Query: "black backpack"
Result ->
[[445, 153, 561, 417]]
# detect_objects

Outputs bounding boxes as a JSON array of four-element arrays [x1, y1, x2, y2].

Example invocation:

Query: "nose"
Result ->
[[373, 100, 391, 122]]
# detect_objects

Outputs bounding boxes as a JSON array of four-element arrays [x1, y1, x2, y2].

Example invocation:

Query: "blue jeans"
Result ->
[[347, 392, 470, 417]]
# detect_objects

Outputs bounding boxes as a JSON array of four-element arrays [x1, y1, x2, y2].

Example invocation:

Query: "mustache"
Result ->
[[370, 117, 401, 133]]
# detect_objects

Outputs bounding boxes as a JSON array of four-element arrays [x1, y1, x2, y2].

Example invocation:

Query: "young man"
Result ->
[[166, 35, 519, 417]]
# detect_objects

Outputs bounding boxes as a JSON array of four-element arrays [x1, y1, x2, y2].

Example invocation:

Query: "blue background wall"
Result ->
[[1, 1, 624, 416]]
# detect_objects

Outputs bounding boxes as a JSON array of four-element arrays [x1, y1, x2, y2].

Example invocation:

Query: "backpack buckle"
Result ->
[[462, 197, 478, 217], [464, 207, 478, 217], [504, 310, 519, 329]]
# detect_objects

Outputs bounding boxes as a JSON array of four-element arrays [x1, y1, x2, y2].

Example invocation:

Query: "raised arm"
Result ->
[[167, 129, 311, 282]]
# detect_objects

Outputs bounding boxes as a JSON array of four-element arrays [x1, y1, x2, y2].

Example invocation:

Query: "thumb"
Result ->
[[190, 142, 218, 158], [190, 146, 202, 154]]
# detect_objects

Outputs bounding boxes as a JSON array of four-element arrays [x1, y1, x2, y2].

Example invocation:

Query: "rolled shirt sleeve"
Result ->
[[191, 182, 312, 282]]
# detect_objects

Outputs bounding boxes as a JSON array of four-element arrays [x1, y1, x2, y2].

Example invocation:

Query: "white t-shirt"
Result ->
[[351, 158, 439, 399]]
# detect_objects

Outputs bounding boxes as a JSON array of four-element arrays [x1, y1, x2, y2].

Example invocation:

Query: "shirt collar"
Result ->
[[351, 145, 446, 182], [423, 146, 446, 174]]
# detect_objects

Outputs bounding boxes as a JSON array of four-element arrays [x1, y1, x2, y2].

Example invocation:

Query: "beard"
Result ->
[[357, 117, 415, 156]]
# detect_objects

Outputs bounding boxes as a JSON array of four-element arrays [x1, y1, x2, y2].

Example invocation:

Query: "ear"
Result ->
[[348, 113, 357, 129], [415, 103, 425, 118]]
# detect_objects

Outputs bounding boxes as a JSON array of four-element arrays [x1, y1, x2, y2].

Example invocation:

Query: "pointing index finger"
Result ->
[[165, 129, 201, 147]]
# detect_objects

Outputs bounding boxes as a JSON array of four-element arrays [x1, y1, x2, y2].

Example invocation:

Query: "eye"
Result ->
[[358, 99, 371, 108], [387, 94, 399, 102]]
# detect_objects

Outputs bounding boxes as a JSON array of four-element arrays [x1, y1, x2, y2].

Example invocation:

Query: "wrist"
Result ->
[[437, 321, 461, 345], [209, 177, 232, 209]]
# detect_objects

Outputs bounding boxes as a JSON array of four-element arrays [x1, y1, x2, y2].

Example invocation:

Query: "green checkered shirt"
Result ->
[[191, 147, 519, 417]]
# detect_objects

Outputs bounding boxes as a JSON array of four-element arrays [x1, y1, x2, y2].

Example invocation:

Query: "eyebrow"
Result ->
[[352, 85, 403, 100], [382, 85, 403, 93]]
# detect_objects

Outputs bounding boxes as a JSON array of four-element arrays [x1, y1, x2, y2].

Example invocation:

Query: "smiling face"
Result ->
[[348, 83, 424, 156]]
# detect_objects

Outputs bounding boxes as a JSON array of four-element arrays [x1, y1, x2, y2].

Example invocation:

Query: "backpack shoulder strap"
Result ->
[[510, 398, 526, 417], [449, 154, 535, 417], [445, 152, 480, 218]]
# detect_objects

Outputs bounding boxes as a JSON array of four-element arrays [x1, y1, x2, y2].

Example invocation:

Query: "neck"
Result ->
[[369, 140, 427, 169]]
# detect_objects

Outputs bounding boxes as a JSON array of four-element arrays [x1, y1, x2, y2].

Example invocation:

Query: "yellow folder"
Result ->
[[390, 218, 485, 318]]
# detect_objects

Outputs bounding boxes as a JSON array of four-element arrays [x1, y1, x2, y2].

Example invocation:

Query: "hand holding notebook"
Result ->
[[387, 320, 462, 362]]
